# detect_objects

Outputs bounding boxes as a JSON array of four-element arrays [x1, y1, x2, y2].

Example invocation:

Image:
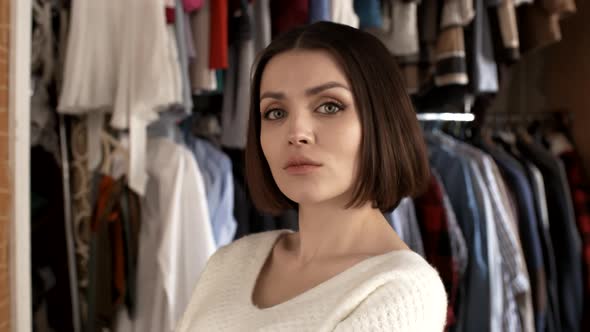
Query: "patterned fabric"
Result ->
[[433, 131, 529, 331], [414, 174, 460, 331], [69, 115, 92, 322], [436, 172, 468, 278], [427, 135, 492, 332], [435, 26, 469, 86], [558, 150, 590, 331], [434, 0, 474, 87], [468, 147, 533, 332]]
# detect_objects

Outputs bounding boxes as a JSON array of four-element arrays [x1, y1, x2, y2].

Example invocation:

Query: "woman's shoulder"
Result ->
[[358, 248, 443, 280], [374, 250, 446, 306], [207, 229, 293, 266], [331, 251, 448, 331], [376, 250, 446, 297]]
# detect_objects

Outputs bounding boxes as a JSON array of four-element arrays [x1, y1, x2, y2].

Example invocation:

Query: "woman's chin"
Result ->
[[284, 191, 348, 207], [284, 193, 329, 206]]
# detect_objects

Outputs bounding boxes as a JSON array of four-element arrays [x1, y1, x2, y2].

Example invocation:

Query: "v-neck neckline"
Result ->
[[247, 230, 412, 312]]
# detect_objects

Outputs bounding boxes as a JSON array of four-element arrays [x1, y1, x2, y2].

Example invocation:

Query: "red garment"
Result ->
[[559, 150, 590, 331], [183, 0, 204, 12], [166, 7, 176, 24], [90, 176, 127, 328], [109, 207, 126, 306], [413, 175, 458, 331], [270, 0, 309, 38], [209, 0, 229, 69]]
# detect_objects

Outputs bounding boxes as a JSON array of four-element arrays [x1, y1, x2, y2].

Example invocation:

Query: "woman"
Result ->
[[176, 22, 447, 331]]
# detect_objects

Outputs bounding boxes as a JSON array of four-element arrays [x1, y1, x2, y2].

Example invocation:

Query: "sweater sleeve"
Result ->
[[333, 267, 448, 332]]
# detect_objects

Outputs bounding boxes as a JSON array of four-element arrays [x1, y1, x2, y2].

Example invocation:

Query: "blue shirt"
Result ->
[[427, 134, 491, 332], [184, 133, 237, 248], [309, 0, 330, 22], [354, 0, 382, 28]]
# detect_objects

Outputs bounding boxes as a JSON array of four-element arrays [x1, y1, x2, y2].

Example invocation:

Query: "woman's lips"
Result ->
[[284, 164, 322, 175]]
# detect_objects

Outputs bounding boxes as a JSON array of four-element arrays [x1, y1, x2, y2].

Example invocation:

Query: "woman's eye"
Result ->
[[317, 102, 343, 114], [264, 109, 286, 120]]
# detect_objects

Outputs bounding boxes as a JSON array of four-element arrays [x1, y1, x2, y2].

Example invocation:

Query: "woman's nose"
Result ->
[[288, 132, 313, 145], [287, 114, 315, 146]]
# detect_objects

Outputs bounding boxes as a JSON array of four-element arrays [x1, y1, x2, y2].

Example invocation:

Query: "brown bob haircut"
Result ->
[[245, 21, 429, 215]]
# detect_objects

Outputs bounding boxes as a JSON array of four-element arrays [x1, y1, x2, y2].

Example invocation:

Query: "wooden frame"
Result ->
[[9, 0, 32, 330]]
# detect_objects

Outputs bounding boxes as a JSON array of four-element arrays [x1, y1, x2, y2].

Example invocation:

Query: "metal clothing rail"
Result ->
[[416, 113, 475, 122]]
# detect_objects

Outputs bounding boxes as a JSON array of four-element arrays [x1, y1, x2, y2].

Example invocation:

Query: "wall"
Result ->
[[543, 0, 590, 174], [0, 0, 9, 329], [493, 0, 590, 175]]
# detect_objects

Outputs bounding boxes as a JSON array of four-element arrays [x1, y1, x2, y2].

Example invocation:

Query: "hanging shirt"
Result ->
[[87, 176, 128, 332], [174, 0, 194, 114], [190, 0, 218, 92], [270, 0, 308, 37], [496, 0, 520, 63], [467, 0, 499, 94], [478, 139, 546, 332], [517, 136, 583, 332], [462, 148, 504, 332], [386, 197, 425, 257], [330, 0, 359, 28], [372, 0, 418, 56], [309, 0, 330, 23], [209, 0, 228, 69], [435, 171, 469, 279], [457, 137, 534, 332], [553, 147, 590, 332], [253, 0, 271, 52], [59, 0, 184, 195], [115, 138, 215, 332], [220, 3, 255, 149], [526, 163, 562, 332], [353, 0, 381, 29], [440, 0, 476, 28], [427, 133, 492, 332], [414, 173, 465, 330], [183, 0, 204, 12], [184, 133, 238, 248], [434, 0, 473, 87], [59, 0, 125, 113], [434, 26, 469, 87]]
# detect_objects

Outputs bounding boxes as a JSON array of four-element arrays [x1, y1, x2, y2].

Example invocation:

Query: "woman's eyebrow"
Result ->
[[260, 91, 285, 101], [304, 82, 350, 96], [259, 82, 350, 101]]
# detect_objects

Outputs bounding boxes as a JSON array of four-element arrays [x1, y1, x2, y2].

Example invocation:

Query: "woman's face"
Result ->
[[259, 50, 362, 207]]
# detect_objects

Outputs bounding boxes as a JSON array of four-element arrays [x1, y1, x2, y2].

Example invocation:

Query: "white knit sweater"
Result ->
[[176, 230, 447, 331]]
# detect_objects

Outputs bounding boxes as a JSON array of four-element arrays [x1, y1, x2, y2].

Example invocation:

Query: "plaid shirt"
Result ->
[[414, 174, 460, 331], [435, 132, 532, 331], [559, 150, 590, 331]]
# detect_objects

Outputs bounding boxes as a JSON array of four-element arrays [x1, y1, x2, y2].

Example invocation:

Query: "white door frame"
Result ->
[[9, 0, 32, 331]]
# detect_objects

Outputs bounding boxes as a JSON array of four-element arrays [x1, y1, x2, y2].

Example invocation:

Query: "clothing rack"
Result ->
[[483, 111, 573, 126], [417, 113, 475, 122], [416, 95, 475, 122]]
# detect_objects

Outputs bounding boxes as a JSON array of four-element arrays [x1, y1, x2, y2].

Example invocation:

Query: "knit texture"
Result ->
[[176, 230, 447, 331]]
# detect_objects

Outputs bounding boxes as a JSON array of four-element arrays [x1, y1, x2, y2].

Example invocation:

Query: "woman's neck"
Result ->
[[287, 201, 395, 267]]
